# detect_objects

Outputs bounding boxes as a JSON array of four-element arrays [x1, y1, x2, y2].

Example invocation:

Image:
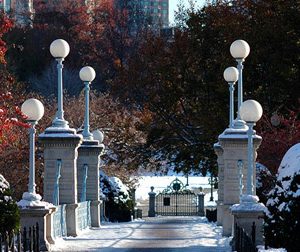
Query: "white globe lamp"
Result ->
[[223, 67, 239, 83], [239, 100, 263, 123], [230, 40, 250, 59], [92, 129, 104, 143], [80, 66, 96, 82], [50, 39, 70, 58], [21, 98, 44, 122]]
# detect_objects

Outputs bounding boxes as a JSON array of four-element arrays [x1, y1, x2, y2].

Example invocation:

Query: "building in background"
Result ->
[[1, 0, 169, 29], [115, 0, 169, 29], [0, 0, 34, 26], [142, 0, 169, 28]]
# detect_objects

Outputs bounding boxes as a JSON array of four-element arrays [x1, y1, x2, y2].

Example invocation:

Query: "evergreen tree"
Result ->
[[265, 144, 300, 251], [0, 174, 20, 234]]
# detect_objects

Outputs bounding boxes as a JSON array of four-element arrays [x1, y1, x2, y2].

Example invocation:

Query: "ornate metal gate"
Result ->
[[155, 178, 199, 216]]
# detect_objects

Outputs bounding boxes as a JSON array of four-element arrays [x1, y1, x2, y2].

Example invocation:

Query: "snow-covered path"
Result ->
[[53, 216, 231, 251]]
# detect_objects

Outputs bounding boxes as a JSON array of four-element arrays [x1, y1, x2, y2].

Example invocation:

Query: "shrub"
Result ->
[[0, 174, 20, 234], [100, 171, 134, 222], [256, 163, 276, 205], [265, 144, 300, 251]]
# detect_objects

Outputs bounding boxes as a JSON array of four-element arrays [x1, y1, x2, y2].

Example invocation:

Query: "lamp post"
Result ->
[[239, 100, 263, 195], [208, 174, 215, 202], [230, 40, 250, 129], [223, 67, 239, 128], [80, 66, 96, 140], [21, 98, 44, 200], [186, 173, 189, 187], [50, 39, 70, 128]]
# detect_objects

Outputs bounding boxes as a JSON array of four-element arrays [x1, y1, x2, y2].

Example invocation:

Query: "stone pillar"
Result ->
[[148, 186, 156, 217], [65, 203, 78, 236], [39, 129, 82, 205], [39, 128, 82, 237], [20, 207, 56, 251], [77, 140, 104, 227], [45, 207, 57, 245], [214, 142, 224, 226], [231, 195, 266, 246], [217, 128, 261, 236], [198, 192, 205, 216]]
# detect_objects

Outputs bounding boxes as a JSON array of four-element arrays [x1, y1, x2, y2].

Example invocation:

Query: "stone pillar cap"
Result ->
[[231, 194, 267, 213], [218, 127, 262, 140]]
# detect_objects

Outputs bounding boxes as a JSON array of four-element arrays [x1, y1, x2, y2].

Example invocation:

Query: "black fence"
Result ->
[[234, 222, 257, 252], [0, 223, 40, 252]]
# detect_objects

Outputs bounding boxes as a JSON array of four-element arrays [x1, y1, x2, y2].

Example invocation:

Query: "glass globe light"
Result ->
[[223, 67, 239, 82], [21, 98, 44, 121], [239, 100, 263, 123], [79, 66, 96, 82], [50, 39, 70, 58], [92, 129, 104, 143], [230, 40, 250, 59]]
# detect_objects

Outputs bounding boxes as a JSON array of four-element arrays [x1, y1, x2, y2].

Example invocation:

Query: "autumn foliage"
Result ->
[[257, 108, 300, 175], [0, 0, 299, 199], [0, 12, 13, 64]]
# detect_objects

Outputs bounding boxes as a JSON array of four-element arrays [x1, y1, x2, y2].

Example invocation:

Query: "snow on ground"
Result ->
[[135, 176, 218, 207], [257, 246, 287, 252], [52, 216, 231, 252]]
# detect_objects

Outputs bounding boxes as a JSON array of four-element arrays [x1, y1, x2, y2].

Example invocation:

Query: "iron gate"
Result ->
[[155, 178, 199, 216]]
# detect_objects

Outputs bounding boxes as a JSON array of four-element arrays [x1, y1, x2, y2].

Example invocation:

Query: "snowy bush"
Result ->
[[100, 171, 133, 222], [256, 163, 276, 204], [0, 174, 20, 233], [264, 144, 300, 251]]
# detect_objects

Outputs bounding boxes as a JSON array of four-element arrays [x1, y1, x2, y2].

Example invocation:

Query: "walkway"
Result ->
[[53, 216, 231, 252]]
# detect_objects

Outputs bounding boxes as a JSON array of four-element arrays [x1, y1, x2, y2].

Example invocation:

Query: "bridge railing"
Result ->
[[234, 222, 257, 252], [0, 223, 39, 252]]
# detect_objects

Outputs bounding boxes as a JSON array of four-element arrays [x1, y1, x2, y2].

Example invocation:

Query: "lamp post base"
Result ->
[[52, 118, 69, 129], [43, 125, 77, 135], [232, 119, 247, 129], [17, 192, 53, 209]]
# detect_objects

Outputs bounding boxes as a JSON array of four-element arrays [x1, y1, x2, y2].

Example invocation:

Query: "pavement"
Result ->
[[52, 216, 231, 252]]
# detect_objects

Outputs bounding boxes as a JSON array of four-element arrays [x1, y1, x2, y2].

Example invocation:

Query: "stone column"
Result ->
[[148, 186, 156, 217], [39, 132, 82, 204], [45, 207, 57, 245], [77, 140, 104, 227], [198, 192, 205, 216], [217, 128, 261, 236], [214, 142, 224, 225], [231, 195, 266, 247], [64, 203, 78, 236], [39, 128, 82, 237], [20, 206, 56, 251]]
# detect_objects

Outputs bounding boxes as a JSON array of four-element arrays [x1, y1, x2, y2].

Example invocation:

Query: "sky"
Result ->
[[169, 0, 205, 24]]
